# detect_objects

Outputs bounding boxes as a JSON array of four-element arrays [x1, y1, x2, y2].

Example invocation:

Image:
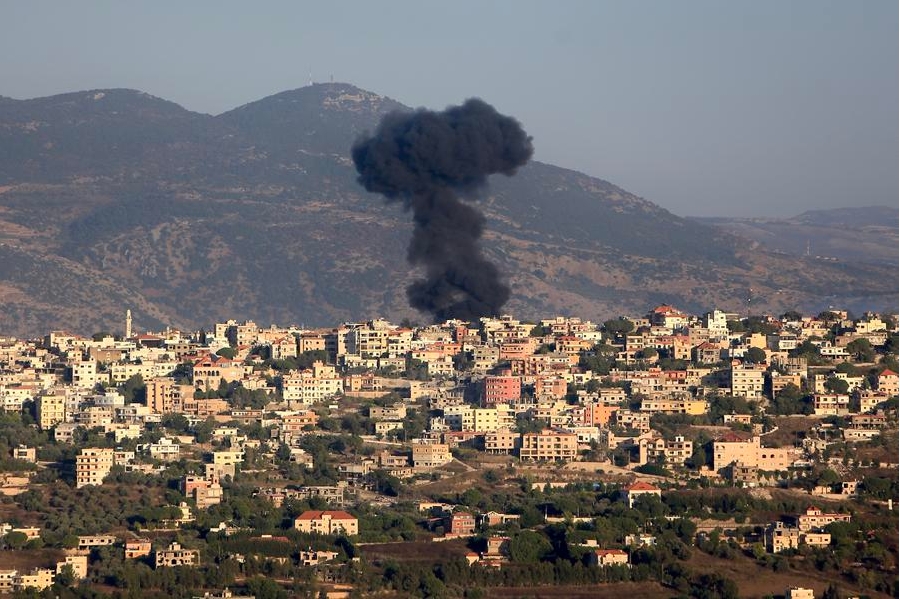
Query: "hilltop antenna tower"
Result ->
[[308, 71, 313, 86]]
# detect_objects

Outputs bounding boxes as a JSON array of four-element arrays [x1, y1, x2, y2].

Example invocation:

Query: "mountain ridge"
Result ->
[[0, 83, 895, 337]]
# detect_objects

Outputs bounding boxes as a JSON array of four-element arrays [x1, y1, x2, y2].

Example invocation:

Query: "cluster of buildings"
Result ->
[[0, 307, 894, 493], [0, 551, 87, 593], [765, 506, 852, 553], [0, 306, 895, 588]]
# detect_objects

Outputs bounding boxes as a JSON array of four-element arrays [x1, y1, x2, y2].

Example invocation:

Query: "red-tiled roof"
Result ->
[[295, 510, 355, 521], [626, 481, 660, 492]]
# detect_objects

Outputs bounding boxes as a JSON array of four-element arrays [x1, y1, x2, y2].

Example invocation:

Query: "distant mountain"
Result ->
[[693, 206, 898, 267], [792, 206, 898, 228], [0, 83, 895, 337]]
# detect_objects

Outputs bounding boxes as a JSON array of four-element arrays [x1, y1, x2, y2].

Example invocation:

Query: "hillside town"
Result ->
[[0, 306, 896, 599]]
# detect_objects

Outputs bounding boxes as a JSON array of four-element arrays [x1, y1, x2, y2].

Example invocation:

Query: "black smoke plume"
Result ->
[[351, 98, 533, 322]]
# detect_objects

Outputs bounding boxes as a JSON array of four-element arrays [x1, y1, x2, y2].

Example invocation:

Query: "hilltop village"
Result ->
[[0, 306, 896, 599]]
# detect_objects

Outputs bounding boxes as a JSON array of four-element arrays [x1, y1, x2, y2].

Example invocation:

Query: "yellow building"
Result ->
[[75, 448, 115, 488], [484, 429, 520, 454], [15, 568, 55, 591], [36, 391, 66, 430], [731, 365, 765, 399], [713, 433, 796, 472], [519, 429, 578, 461], [56, 554, 88, 580], [411, 443, 452, 468], [639, 435, 693, 467], [639, 398, 707, 415], [294, 510, 358, 536]]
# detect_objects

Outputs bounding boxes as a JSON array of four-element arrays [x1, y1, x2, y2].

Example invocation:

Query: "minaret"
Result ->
[[125, 309, 132, 339]]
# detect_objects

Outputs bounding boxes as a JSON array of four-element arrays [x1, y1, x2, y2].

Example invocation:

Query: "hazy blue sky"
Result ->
[[1, 1, 896, 217]]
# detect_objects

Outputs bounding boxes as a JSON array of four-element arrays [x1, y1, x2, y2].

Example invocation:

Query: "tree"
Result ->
[[245, 576, 287, 599], [771, 383, 812, 415], [790, 339, 822, 361], [4, 530, 27, 549], [508, 530, 552, 563], [216, 346, 238, 359], [744, 347, 767, 365], [638, 347, 658, 361], [824, 377, 849, 395], [530, 324, 551, 337], [688, 441, 709, 470], [883, 333, 899, 356], [603, 318, 634, 337], [55, 563, 76, 586], [846, 338, 875, 362], [119, 373, 146, 404]]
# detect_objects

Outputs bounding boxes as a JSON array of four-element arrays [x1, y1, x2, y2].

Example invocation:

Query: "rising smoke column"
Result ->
[[351, 98, 533, 322]]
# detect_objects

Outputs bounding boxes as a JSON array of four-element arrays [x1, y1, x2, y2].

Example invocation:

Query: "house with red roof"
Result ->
[[191, 354, 246, 390], [693, 341, 723, 364], [445, 511, 476, 536], [795, 506, 851, 532], [622, 481, 662, 508], [293, 510, 358, 536], [877, 369, 898, 397], [648, 305, 689, 330]]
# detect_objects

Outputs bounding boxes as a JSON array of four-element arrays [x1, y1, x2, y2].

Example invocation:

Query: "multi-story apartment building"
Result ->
[[470, 345, 500, 373], [482, 372, 521, 406], [278, 410, 319, 435], [75, 448, 115, 488], [484, 429, 520, 454], [858, 390, 889, 414], [182, 397, 229, 417], [474, 405, 516, 432], [519, 429, 577, 461], [369, 403, 407, 421], [813, 393, 850, 416], [411, 442, 452, 468], [712, 433, 797, 472], [613, 410, 651, 434], [731, 365, 765, 398], [36, 391, 66, 430], [13, 568, 55, 591], [769, 372, 803, 398], [281, 362, 342, 404], [534, 374, 568, 400], [146, 377, 193, 414], [638, 435, 693, 467], [766, 522, 800, 553], [70, 356, 99, 389], [445, 511, 476, 535], [877, 368, 899, 396], [639, 398, 707, 416]]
